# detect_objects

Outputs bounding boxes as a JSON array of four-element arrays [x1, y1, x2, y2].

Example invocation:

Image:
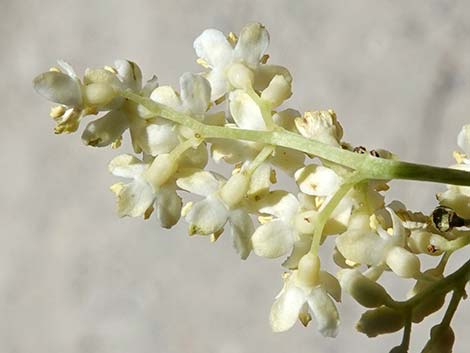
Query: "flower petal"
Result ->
[[114, 60, 142, 91], [111, 179, 155, 217], [295, 165, 342, 196], [176, 170, 221, 196], [33, 71, 82, 106], [229, 208, 254, 260], [251, 219, 295, 258], [180, 72, 211, 115], [258, 191, 299, 221], [150, 86, 182, 109], [229, 90, 265, 130], [185, 194, 229, 235], [307, 287, 340, 337], [234, 23, 269, 68], [282, 234, 312, 269], [194, 28, 233, 67], [108, 154, 147, 179], [155, 184, 182, 228], [270, 147, 305, 175], [270, 285, 306, 332], [205, 68, 228, 101], [81, 109, 129, 147], [135, 119, 180, 156]]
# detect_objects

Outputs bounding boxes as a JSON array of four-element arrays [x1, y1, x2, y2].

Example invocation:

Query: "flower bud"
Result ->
[[84, 83, 116, 107], [422, 325, 455, 353], [296, 253, 320, 288], [356, 306, 405, 337], [227, 63, 254, 89], [386, 246, 421, 278], [219, 172, 250, 208], [144, 154, 178, 190], [412, 293, 446, 323], [260, 74, 292, 107], [338, 269, 391, 308]]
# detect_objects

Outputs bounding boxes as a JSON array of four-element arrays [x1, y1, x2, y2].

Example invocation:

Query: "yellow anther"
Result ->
[[181, 202, 193, 217], [49, 67, 61, 72], [144, 206, 154, 220], [210, 228, 224, 242], [270, 169, 277, 184], [50, 105, 66, 118], [227, 32, 238, 45], [258, 215, 273, 224], [111, 137, 122, 149], [214, 95, 226, 105], [104, 65, 118, 74], [196, 58, 210, 68], [260, 54, 270, 64], [453, 150, 466, 164]]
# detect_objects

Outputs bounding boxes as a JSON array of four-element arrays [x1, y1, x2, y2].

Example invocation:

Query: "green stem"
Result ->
[[309, 171, 364, 256], [391, 259, 470, 310], [120, 90, 470, 187]]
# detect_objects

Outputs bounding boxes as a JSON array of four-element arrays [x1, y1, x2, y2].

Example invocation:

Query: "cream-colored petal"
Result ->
[[210, 138, 259, 164], [155, 184, 182, 228], [247, 162, 272, 197], [234, 23, 269, 68], [270, 285, 306, 332], [260, 74, 292, 108], [33, 71, 82, 106], [319, 271, 342, 303], [193, 29, 233, 67], [270, 147, 305, 175], [282, 234, 312, 269], [229, 208, 254, 260], [180, 72, 211, 115], [295, 165, 342, 196], [205, 68, 228, 101], [185, 194, 229, 235], [108, 154, 147, 179], [251, 220, 295, 258], [295, 110, 343, 147], [254, 64, 292, 92], [176, 170, 221, 196], [258, 191, 299, 221], [111, 179, 155, 217], [307, 287, 340, 337], [135, 120, 180, 156], [229, 90, 265, 130], [114, 60, 142, 91], [150, 86, 182, 109], [81, 109, 128, 147], [179, 143, 208, 169]]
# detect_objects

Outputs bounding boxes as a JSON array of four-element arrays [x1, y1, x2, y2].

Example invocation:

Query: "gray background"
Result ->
[[2, 0, 470, 352]]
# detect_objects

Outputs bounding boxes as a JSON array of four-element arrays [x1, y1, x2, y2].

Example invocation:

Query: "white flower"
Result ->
[[211, 90, 304, 174], [251, 191, 300, 258], [194, 23, 291, 100], [336, 209, 421, 278], [270, 254, 340, 336], [109, 153, 182, 228], [177, 169, 254, 259], [295, 110, 343, 147]]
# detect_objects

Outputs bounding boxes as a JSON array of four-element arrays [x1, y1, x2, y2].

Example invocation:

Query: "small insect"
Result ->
[[351, 145, 381, 158], [431, 206, 468, 232]]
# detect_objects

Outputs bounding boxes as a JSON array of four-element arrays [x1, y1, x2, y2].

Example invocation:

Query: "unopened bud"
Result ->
[[219, 172, 250, 208], [144, 154, 178, 190], [227, 63, 254, 89], [356, 306, 405, 337], [422, 325, 455, 353], [84, 83, 116, 106], [386, 246, 421, 278], [338, 269, 391, 308], [296, 253, 320, 288]]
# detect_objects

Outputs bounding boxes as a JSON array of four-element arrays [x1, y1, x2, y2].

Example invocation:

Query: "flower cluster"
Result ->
[[34, 23, 470, 352]]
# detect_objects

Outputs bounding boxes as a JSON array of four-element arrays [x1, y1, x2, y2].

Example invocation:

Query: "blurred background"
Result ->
[[2, 0, 470, 352]]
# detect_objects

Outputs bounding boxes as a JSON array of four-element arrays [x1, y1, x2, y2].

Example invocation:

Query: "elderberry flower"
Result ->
[[270, 254, 340, 336], [177, 169, 255, 259], [194, 22, 291, 101]]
